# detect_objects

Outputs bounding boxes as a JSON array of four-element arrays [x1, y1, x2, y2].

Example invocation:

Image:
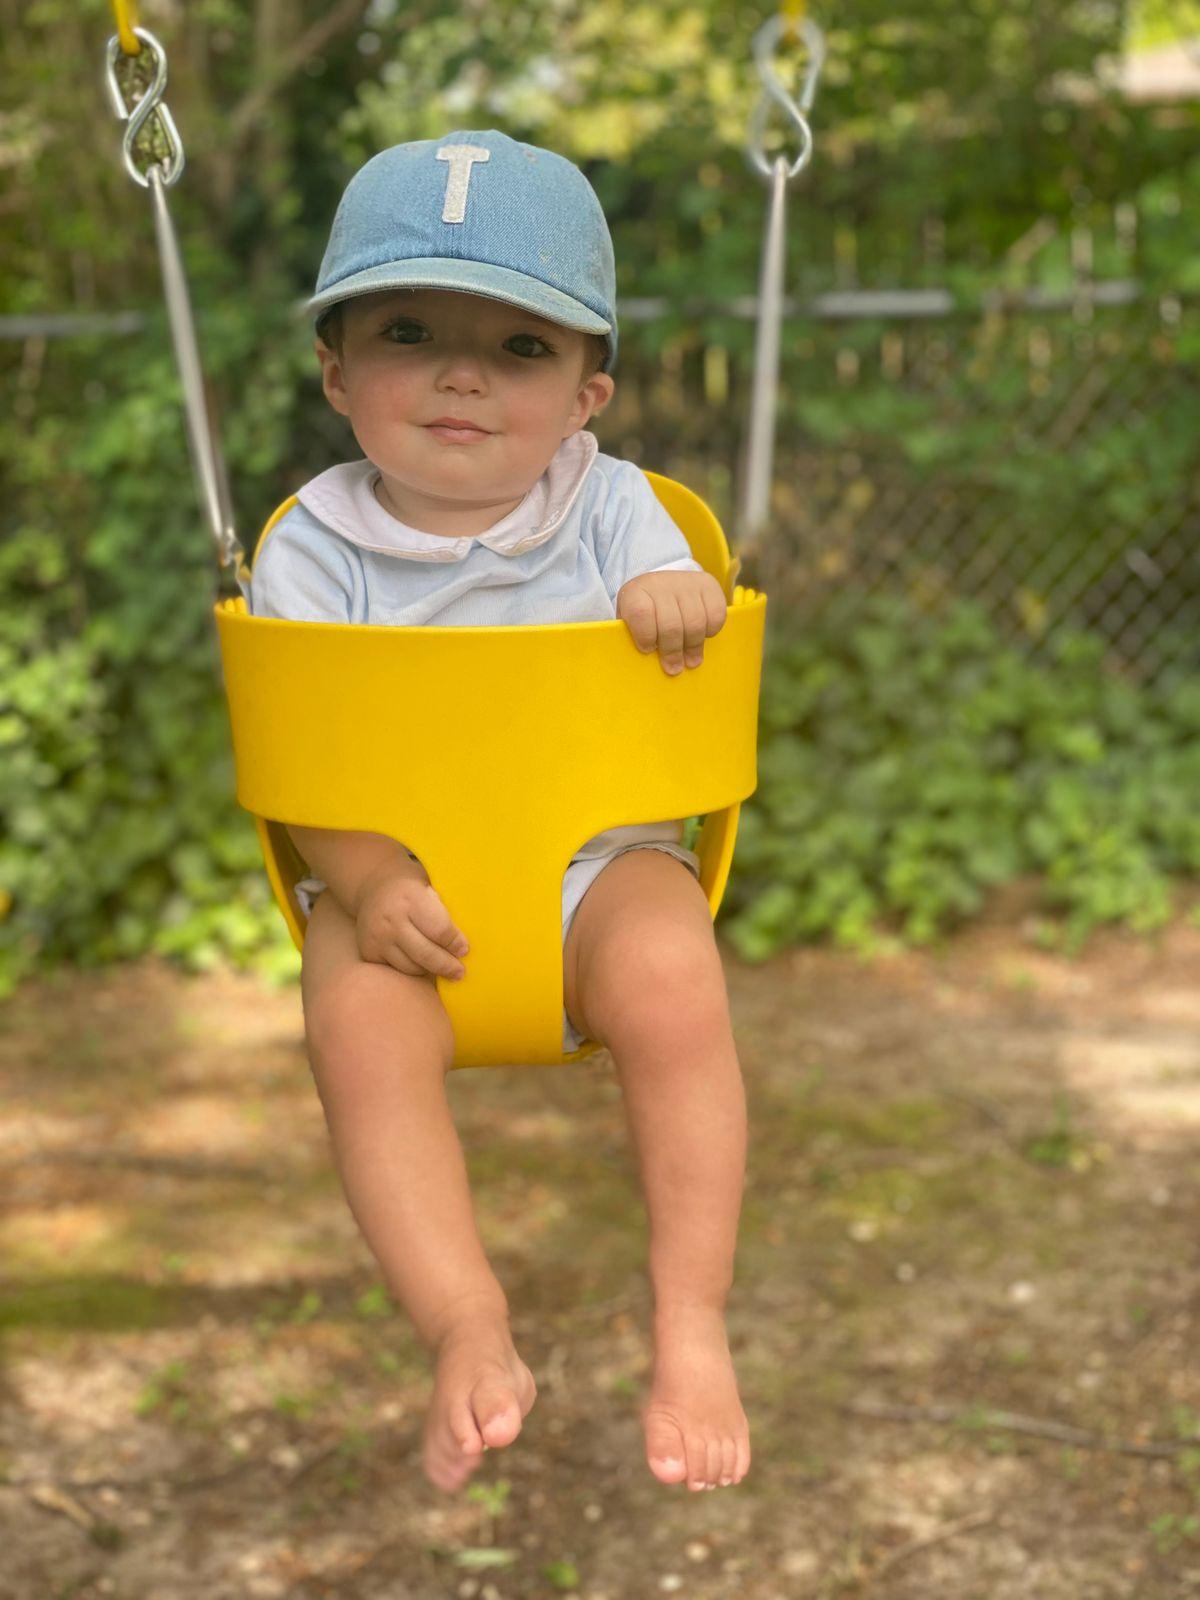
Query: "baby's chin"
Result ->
[[373, 462, 543, 521], [380, 443, 555, 488]]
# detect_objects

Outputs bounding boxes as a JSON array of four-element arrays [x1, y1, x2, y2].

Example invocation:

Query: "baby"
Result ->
[[250, 130, 750, 1496]]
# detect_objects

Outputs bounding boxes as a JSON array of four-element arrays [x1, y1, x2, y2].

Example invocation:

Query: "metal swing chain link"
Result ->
[[745, 8, 824, 183], [103, 14, 244, 581], [738, 10, 825, 579], [104, 26, 185, 189]]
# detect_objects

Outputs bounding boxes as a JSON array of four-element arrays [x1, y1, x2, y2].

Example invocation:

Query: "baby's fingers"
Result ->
[[375, 943, 434, 980], [619, 586, 659, 655], [679, 589, 711, 669], [384, 921, 466, 982], [652, 593, 687, 675], [409, 888, 470, 979], [702, 575, 728, 636], [679, 578, 729, 670], [396, 929, 467, 981]]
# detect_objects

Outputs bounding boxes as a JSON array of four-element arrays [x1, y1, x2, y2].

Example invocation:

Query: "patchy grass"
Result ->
[[1, 919, 1199, 1598]]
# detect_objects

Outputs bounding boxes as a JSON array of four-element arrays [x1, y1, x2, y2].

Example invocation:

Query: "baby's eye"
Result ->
[[506, 333, 556, 358], [384, 320, 426, 344]]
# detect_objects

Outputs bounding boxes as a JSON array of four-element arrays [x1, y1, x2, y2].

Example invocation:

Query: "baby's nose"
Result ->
[[438, 356, 488, 381], [439, 383, 485, 396]]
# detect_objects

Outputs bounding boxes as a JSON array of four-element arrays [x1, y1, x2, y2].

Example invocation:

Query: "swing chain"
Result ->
[[745, 11, 825, 185], [104, 27, 186, 190], [102, 17, 244, 583], [737, 10, 825, 571]]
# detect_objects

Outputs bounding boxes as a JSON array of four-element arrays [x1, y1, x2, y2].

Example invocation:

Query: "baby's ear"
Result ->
[[585, 371, 615, 418], [314, 341, 349, 412]]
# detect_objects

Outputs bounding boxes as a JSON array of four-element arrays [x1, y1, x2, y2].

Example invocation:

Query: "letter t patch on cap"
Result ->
[[436, 144, 491, 224]]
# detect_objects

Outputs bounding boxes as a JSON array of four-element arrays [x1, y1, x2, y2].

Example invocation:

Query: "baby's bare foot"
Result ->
[[421, 1310, 537, 1494], [642, 1306, 750, 1491]]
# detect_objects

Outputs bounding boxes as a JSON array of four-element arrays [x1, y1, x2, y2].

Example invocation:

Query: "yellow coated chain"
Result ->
[[110, 0, 141, 56], [781, 0, 807, 45]]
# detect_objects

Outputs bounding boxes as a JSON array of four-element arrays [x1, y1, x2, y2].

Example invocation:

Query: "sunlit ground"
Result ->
[[2, 884, 1198, 1599]]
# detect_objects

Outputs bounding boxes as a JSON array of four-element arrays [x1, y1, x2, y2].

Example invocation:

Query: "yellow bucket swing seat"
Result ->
[[103, 0, 822, 1073], [216, 476, 767, 1069]]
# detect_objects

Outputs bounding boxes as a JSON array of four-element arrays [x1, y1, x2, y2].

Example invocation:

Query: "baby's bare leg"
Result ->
[[300, 891, 536, 1492], [563, 849, 750, 1494]]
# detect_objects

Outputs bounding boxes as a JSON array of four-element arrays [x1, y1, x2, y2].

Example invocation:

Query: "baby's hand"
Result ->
[[616, 571, 728, 675], [354, 856, 470, 982]]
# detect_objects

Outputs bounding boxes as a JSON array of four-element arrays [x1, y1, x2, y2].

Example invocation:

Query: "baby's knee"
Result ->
[[302, 926, 454, 1073], [590, 932, 728, 1045]]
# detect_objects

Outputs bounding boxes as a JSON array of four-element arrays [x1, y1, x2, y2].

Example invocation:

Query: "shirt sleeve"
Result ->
[[644, 556, 706, 575], [593, 461, 704, 603], [248, 514, 359, 623]]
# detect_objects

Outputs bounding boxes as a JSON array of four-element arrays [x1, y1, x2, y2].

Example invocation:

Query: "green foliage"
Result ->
[[4, 1, 1199, 996], [1132, 0, 1200, 49], [720, 591, 1200, 961], [15, 567, 1197, 995], [0, 295, 311, 999], [543, 1559, 583, 1589], [353, 1284, 395, 1320]]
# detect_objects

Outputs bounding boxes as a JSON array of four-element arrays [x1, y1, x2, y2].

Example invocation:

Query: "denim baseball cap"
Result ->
[[306, 129, 618, 373]]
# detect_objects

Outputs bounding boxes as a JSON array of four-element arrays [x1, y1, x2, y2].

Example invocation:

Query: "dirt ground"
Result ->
[[1, 883, 1198, 1600]]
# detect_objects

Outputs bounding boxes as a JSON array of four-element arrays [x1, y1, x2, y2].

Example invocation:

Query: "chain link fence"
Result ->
[[610, 287, 1199, 686], [7, 281, 1197, 685]]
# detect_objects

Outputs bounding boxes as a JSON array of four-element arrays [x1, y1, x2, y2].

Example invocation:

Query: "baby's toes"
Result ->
[[733, 1434, 752, 1483], [448, 1402, 485, 1456], [718, 1435, 737, 1487], [422, 1411, 483, 1494], [644, 1410, 689, 1485], [685, 1434, 713, 1492], [469, 1376, 523, 1449], [429, 1445, 477, 1494]]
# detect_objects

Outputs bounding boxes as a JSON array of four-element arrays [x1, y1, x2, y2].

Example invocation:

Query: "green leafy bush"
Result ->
[[5, 0, 1198, 996], [6, 573, 1200, 998], [0, 294, 310, 1000], [720, 591, 1200, 961]]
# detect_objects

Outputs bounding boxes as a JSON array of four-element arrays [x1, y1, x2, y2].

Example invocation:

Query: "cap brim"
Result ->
[[304, 257, 611, 336]]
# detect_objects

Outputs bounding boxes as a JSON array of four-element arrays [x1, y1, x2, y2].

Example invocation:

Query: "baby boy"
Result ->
[[250, 130, 750, 1496]]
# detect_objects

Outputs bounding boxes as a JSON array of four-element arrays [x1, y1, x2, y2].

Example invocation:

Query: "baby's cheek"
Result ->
[[352, 366, 422, 422], [497, 432, 568, 494]]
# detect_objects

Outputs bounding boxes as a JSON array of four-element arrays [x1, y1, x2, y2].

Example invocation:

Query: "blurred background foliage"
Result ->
[[2, 0, 1198, 996]]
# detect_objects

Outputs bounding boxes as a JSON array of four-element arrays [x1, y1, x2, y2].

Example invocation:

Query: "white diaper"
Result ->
[[293, 824, 702, 1053]]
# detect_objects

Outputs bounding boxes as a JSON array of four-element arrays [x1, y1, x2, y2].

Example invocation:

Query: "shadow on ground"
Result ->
[[1, 887, 1198, 1598]]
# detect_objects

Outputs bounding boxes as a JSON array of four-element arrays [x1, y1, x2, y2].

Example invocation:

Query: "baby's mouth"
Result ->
[[424, 422, 492, 443]]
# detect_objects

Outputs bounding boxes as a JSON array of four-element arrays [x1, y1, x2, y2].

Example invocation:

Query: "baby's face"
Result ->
[[316, 287, 614, 532]]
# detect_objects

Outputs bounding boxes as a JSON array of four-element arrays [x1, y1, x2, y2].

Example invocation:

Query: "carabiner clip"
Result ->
[[746, 12, 825, 184], [104, 27, 185, 189]]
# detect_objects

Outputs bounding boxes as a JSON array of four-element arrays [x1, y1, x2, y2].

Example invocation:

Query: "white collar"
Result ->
[[295, 429, 598, 563]]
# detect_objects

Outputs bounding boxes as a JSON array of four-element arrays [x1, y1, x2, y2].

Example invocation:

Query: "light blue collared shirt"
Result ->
[[248, 429, 703, 627], [247, 429, 707, 930]]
